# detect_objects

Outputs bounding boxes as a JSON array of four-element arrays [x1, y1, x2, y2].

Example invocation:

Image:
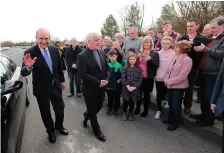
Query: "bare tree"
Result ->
[[118, 1, 145, 36], [157, 1, 224, 34]]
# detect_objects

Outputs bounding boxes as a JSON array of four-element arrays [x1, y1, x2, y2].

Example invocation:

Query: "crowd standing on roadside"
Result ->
[[21, 16, 224, 151]]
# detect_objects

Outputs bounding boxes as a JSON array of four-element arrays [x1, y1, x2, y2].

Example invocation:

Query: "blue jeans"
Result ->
[[167, 89, 185, 127], [68, 70, 81, 94]]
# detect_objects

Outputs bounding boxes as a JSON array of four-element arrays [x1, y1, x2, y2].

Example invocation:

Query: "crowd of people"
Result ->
[[21, 15, 224, 151]]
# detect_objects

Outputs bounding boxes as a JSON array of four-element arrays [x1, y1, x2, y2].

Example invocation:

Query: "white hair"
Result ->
[[86, 32, 101, 41], [130, 27, 138, 32], [115, 33, 124, 38], [104, 36, 112, 42], [71, 37, 78, 41]]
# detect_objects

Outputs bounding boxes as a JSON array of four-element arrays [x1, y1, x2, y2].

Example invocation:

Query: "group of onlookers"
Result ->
[[56, 16, 223, 132]]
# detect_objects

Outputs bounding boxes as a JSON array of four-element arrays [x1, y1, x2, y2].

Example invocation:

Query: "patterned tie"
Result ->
[[43, 48, 53, 73]]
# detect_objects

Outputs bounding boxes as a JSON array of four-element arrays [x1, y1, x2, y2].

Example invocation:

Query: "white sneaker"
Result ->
[[155, 111, 161, 120], [165, 102, 169, 109]]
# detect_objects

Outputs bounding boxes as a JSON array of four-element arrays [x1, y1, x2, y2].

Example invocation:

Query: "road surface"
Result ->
[[3, 47, 221, 153]]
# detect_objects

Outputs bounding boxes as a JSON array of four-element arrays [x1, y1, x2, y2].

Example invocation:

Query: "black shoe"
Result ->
[[162, 120, 170, 124], [56, 127, 68, 135], [140, 111, 148, 117], [134, 108, 140, 115], [83, 113, 88, 128], [96, 132, 106, 142], [195, 120, 214, 127], [184, 108, 191, 115], [189, 114, 202, 120], [48, 132, 56, 143], [167, 125, 178, 131]]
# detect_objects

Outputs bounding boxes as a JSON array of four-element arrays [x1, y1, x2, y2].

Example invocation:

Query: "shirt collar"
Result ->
[[38, 45, 49, 52]]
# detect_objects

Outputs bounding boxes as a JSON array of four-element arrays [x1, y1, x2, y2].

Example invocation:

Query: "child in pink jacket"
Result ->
[[163, 40, 193, 131]]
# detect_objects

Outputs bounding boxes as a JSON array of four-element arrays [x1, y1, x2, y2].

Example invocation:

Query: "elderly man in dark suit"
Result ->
[[65, 38, 82, 97], [21, 28, 68, 143], [77, 33, 110, 142]]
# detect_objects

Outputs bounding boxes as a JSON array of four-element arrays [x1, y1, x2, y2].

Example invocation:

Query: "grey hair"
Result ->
[[86, 32, 101, 41], [210, 16, 224, 26], [71, 37, 78, 41], [104, 36, 112, 42], [140, 36, 154, 52], [115, 33, 124, 38], [130, 27, 138, 32]]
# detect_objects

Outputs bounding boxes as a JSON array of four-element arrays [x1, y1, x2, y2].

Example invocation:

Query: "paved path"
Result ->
[[3, 48, 221, 153]]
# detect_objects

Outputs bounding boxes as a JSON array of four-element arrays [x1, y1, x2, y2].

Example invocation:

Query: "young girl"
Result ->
[[155, 37, 175, 120], [121, 54, 142, 121]]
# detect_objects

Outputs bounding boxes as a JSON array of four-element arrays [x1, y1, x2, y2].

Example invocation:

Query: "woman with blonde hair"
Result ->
[[134, 36, 159, 117], [155, 37, 175, 120]]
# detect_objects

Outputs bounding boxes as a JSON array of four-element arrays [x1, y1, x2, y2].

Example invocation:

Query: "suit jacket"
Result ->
[[164, 54, 192, 89], [210, 59, 224, 114], [65, 45, 82, 72], [77, 48, 110, 91], [21, 45, 65, 96]]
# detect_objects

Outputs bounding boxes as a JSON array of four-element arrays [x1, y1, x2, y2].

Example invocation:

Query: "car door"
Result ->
[[1, 55, 27, 153]]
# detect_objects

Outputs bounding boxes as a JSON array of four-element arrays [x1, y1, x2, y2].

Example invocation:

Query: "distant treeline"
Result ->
[[1, 41, 36, 47]]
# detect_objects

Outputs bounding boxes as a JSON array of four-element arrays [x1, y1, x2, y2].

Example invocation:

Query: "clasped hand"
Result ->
[[126, 85, 136, 92]]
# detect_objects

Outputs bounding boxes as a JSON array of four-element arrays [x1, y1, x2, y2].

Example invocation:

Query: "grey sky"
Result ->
[[0, 0, 168, 42]]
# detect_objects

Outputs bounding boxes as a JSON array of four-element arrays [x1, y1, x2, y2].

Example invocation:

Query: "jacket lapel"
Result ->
[[87, 49, 102, 71], [170, 54, 185, 71]]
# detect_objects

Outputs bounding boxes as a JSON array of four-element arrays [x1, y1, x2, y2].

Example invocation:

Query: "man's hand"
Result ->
[[194, 44, 206, 52], [61, 82, 66, 90], [99, 80, 108, 87], [24, 53, 37, 69], [210, 105, 216, 113], [72, 64, 77, 68]]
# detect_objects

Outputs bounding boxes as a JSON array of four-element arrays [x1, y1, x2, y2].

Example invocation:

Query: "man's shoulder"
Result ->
[[48, 45, 58, 52], [24, 45, 38, 54]]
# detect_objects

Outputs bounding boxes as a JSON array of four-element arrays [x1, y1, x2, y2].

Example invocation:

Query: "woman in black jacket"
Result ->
[[134, 36, 159, 117]]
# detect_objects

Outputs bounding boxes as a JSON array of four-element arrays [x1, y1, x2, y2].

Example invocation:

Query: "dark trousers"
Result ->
[[83, 89, 104, 134], [123, 100, 135, 113], [167, 89, 185, 127], [106, 89, 120, 113], [199, 74, 216, 122], [136, 78, 154, 113], [68, 70, 81, 94], [155, 81, 168, 111], [183, 68, 197, 109], [36, 84, 65, 133]]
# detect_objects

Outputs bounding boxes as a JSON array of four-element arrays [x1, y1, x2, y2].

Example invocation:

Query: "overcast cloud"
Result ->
[[0, 0, 168, 42]]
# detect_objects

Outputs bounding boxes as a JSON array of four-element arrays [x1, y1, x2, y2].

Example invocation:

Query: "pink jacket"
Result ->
[[164, 54, 192, 89]]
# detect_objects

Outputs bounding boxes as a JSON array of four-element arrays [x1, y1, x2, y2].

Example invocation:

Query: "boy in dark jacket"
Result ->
[[106, 50, 123, 118]]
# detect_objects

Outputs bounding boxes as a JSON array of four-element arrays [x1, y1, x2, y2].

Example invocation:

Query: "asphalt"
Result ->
[[2, 47, 221, 153]]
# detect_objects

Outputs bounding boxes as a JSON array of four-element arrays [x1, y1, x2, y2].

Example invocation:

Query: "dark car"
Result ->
[[1, 54, 30, 153]]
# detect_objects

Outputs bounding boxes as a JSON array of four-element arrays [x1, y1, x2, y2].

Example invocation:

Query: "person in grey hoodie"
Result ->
[[190, 16, 224, 126]]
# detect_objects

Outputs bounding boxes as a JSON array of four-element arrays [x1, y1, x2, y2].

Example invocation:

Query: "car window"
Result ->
[[1, 56, 17, 80], [0, 62, 8, 89]]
